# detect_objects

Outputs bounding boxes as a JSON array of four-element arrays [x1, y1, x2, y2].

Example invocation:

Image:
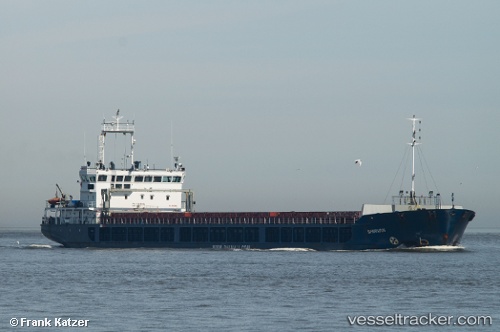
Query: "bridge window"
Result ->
[[116, 176, 124, 182], [135, 176, 144, 182], [162, 176, 172, 182], [124, 176, 132, 182], [173, 176, 182, 182], [144, 176, 153, 182], [154, 176, 162, 182], [98, 175, 107, 182]]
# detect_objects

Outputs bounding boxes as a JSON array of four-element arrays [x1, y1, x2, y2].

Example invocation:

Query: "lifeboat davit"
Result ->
[[48, 197, 61, 205]]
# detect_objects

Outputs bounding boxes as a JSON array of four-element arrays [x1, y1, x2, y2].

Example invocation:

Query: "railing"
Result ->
[[392, 195, 442, 208], [42, 206, 97, 225], [43, 207, 361, 226], [102, 122, 134, 133], [100, 211, 361, 226]]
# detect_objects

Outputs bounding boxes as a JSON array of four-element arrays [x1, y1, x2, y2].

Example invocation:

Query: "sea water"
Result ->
[[0, 229, 498, 331]]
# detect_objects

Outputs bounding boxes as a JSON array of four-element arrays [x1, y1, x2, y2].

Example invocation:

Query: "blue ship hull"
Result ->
[[41, 208, 475, 250]]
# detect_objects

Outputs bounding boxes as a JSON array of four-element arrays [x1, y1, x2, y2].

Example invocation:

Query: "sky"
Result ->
[[0, 0, 498, 229]]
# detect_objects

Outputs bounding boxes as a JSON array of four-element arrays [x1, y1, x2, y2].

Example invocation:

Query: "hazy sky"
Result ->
[[1, 1, 498, 229]]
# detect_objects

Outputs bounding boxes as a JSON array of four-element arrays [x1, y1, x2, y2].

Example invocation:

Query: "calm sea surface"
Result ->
[[0, 229, 498, 331]]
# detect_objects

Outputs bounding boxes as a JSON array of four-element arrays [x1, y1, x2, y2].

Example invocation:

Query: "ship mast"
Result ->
[[98, 109, 135, 169], [408, 115, 421, 205]]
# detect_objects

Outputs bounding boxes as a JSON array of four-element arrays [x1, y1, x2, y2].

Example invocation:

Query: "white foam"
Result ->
[[25, 244, 53, 249], [397, 245, 465, 252], [268, 248, 315, 252]]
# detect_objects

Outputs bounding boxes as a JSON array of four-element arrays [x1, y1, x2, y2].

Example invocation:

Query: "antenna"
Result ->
[[170, 120, 174, 168], [83, 131, 87, 165], [408, 115, 422, 204]]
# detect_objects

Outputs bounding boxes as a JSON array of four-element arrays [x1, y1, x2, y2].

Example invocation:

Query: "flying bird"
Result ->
[[354, 159, 362, 166]]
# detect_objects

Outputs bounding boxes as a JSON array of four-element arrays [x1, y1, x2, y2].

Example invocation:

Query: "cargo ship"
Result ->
[[41, 112, 475, 250]]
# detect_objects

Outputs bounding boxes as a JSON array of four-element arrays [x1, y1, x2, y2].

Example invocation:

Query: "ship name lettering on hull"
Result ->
[[212, 245, 251, 249], [367, 228, 386, 234]]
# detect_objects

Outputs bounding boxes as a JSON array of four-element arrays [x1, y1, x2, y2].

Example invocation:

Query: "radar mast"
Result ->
[[98, 109, 135, 169], [408, 115, 421, 205]]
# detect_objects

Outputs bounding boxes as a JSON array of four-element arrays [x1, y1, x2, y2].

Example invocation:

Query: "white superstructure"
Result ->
[[43, 111, 193, 225]]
